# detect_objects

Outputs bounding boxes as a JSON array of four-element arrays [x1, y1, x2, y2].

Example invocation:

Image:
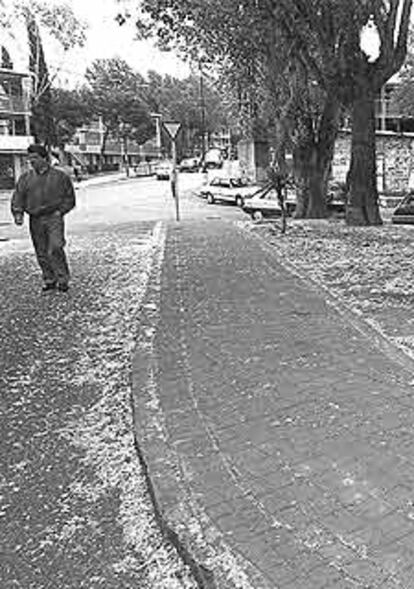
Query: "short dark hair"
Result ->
[[27, 144, 48, 159]]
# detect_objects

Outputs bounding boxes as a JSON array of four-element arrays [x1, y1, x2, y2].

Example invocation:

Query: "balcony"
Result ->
[[0, 95, 29, 115], [0, 134, 34, 152]]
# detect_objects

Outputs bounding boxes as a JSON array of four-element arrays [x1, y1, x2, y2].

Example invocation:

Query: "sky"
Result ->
[[49, 0, 190, 87]]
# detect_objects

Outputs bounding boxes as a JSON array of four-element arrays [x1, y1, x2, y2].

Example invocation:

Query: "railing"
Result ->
[[0, 135, 33, 150], [0, 95, 29, 114]]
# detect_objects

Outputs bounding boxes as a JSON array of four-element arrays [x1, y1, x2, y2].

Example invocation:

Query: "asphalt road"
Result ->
[[0, 172, 243, 247]]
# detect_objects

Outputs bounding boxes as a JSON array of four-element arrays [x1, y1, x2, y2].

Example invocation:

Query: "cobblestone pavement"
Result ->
[[133, 218, 414, 588], [0, 221, 197, 588]]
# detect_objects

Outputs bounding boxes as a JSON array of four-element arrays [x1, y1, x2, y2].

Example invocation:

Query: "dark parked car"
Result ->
[[391, 194, 414, 224]]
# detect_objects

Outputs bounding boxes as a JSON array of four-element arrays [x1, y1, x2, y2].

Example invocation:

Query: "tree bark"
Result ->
[[346, 86, 382, 226], [293, 173, 309, 219], [294, 146, 330, 219], [306, 146, 328, 218], [293, 92, 339, 219]]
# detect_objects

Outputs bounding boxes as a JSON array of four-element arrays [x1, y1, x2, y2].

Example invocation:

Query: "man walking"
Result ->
[[11, 144, 76, 293]]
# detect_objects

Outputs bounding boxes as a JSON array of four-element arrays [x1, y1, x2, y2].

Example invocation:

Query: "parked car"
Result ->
[[326, 181, 347, 215], [179, 157, 199, 172], [199, 176, 262, 206], [155, 160, 173, 180], [391, 193, 414, 224], [242, 184, 296, 221], [201, 148, 223, 171]]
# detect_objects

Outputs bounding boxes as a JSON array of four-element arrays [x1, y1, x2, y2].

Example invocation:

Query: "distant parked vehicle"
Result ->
[[199, 176, 262, 206], [202, 148, 223, 171], [391, 193, 414, 224], [326, 181, 347, 215], [155, 160, 173, 180], [179, 157, 199, 172], [241, 184, 296, 221]]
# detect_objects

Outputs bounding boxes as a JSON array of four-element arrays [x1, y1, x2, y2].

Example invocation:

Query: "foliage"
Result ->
[[1, 45, 13, 68], [50, 87, 93, 148], [388, 30, 414, 117], [3, 0, 88, 146], [121, 0, 413, 225], [84, 58, 154, 152], [25, 10, 55, 145], [145, 69, 233, 153], [16, 0, 87, 97]]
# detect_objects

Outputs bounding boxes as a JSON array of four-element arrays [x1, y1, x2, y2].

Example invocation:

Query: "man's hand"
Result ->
[[14, 213, 24, 226]]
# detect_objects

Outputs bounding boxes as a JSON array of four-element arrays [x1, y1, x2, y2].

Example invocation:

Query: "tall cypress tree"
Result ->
[[26, 12, 56, 147]]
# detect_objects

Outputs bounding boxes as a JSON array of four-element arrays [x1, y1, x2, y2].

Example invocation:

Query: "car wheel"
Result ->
[[252, 210, 263, 222], [236, 195, 244, 207], [207, 193, 215, 204]]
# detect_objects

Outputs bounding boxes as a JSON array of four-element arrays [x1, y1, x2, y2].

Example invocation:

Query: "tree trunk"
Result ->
[[294, 145, 330, 219], [307, 94, 339, 218], [293, 93, 339, 219], [346, 88, 382, 226], [293, 173, 309, 219], [306, 147, 328, 218]]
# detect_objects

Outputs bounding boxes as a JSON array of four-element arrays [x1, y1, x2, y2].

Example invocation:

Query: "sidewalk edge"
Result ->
[[238, 222, 414, 378]]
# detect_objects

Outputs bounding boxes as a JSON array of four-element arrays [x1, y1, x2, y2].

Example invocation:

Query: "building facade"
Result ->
[[332, 80, 414, 194], [65, 118, 160, 173], [0, 38, 33, 189]]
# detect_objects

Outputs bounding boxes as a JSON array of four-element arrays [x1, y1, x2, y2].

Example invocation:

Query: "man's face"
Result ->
[[28, 152, 48, 173]]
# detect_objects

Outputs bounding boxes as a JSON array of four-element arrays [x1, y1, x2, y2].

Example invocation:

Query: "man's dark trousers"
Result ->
[[29, 211, 70, 286]]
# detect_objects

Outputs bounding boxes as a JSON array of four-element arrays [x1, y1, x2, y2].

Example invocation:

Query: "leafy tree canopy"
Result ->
[[85, 57, 154, 146]]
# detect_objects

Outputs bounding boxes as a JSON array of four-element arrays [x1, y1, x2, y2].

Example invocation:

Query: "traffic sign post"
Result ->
[[163, 121, 181, 222]]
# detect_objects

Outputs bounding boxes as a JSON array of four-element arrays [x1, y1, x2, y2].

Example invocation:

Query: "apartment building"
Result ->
[[0, 48, 33, 189], [65, 118, 160, 173]]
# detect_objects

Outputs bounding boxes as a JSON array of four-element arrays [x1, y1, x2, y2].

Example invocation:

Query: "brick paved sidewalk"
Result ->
[[132, 219, 414, 589]]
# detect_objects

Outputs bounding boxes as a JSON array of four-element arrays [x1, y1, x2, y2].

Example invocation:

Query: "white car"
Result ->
[[242, 185, 296, 221], [155, 160, 173, 180], [199, 176, 262, 207]]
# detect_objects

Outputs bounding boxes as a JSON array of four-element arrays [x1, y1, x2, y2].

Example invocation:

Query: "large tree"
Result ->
[[119, 0, 413, 225], [17, 0, 87, 145], [281, 0, 413, 225], [85, 58, 154, 160], [50, 87, 93, 148], [117, 0, 342, 218], [145, 70, 233, 156]]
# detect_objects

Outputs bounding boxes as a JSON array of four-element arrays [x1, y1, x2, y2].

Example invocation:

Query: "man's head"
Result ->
[[27, 144, 49, 173]]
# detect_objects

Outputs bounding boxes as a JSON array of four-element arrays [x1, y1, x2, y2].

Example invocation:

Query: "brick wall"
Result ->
[[334, 130, 414, 194]]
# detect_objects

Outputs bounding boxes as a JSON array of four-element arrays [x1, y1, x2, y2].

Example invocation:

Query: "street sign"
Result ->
[[163, 121, 181, 140]]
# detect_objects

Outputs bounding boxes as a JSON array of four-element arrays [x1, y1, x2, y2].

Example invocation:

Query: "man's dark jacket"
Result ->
[[11, 166, 76, 218]]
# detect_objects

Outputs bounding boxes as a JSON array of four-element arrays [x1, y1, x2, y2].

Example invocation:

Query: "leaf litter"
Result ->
[[0, 224, 196, 588], [242, 217, 414, 360]]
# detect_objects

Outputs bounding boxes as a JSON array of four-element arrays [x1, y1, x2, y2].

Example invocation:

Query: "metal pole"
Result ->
[[199, 67, 206, 164], [171, 139, 180, 221]]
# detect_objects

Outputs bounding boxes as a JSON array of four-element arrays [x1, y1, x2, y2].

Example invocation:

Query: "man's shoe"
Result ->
[[57, 283, 69, 292], [42, 283, 56, 293]]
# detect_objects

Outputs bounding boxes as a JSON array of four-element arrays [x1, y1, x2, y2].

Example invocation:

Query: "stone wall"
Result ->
[[237, 139, 269, 183], [333, 130, 414, 194]]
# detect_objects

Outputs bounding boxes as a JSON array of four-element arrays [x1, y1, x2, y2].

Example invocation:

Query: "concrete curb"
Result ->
[[130, 222, 216, 589], [131, 223, 273, 589]]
